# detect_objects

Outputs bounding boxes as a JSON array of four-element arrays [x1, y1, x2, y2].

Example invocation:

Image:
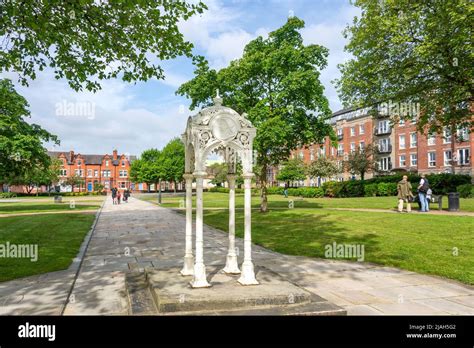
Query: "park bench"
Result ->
[[414, 194, 442, 210]]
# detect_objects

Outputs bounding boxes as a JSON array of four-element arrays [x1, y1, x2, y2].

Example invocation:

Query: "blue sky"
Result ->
[[3, 0, 360, 156]]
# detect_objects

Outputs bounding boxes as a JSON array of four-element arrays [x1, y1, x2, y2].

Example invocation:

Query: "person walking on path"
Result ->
[[117, 190, 121, 205], [397, 175, 414, 213], [417, 174, 430, 212], [111, 187, 117, 205], [123, 189, 130, 203]]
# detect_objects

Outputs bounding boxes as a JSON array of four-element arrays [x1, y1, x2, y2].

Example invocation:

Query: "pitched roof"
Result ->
[[47, 151, 136, 165]]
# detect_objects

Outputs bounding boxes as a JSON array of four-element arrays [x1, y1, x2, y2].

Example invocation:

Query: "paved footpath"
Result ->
[[1, 196, 473, 315]]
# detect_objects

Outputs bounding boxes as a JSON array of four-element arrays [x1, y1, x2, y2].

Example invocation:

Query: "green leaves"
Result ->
[[276, 158, 307, 183], [0, 79, 59, 184], [0, 0, 207, 92], [336, 0, 473, 134]]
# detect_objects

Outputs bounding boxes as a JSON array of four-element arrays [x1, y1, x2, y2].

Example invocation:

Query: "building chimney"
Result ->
[[69, 150, 74, 163], [113, 149, 118, 161]]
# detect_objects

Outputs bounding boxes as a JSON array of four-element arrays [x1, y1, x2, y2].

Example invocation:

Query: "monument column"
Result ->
[[238, 173, 259, 285], [191, 172, 210, 288], [223, 174, 240, 274], [180, 173, 194, 276]]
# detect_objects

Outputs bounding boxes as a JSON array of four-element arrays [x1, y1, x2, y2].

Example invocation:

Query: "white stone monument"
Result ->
[[181, 91, 259, 288]]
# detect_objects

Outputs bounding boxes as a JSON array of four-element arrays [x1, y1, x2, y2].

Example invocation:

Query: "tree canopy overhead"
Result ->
[[177, 17, 334, 211], [336, 0, 473, 134], [0, 0, 207, 91]]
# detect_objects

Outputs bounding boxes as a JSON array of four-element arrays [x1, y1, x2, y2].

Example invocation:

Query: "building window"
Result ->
[[121, 160, 125, 167], [378, 138, 390, 152], [399, 119, 405, 126], [337, 128, 343, 136], [399, 155, 406, 167], [102, 170, 111, 177], [119, 182, 126, 189], [60, 169, 67, 176], [94, 170, 98, 177], [299, 151, 304, 159], [443, 127, 452, 144], [410, 154, 417, 166], [77, 160, 82, 166], [378, 157, 391, 171], [319, 146, 326, 157], [337, 144, 344, 156], [410, 133, 417, 148], [119, 170, 128, 178], [443, 150, 452, 166], [427, 134, 436, 146], [359, 141, 365, 151], [457, 128, 469, 142], [399, 135, 406, 149], [458, 148, 470, 165], [359, 124, 365, 134], [87, 169, 92, 177], [105, 160, 109, 167], [75, 169, 83, 177], [350, 127, 356, 137], [350, 142, 356, 153], [310, 148, 314, 161], [428, 152, 436, 167], [378, 120, 390, 134]]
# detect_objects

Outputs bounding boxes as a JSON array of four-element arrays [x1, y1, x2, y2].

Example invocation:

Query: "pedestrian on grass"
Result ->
[[397, 175, 414, 213], [417, 174, 430, 212], [283, 182, 289, 198]]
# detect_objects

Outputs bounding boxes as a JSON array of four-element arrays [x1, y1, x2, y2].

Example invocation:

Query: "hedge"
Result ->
[[3, 191, 106, 197], [457, 184, 474, 198]]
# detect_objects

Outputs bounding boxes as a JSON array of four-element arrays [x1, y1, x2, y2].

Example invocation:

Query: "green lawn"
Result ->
[[0, 213, 96, 282], [138, 192, 474, 284], [139, 192, 474, 212], [0, 201, 102, 214]]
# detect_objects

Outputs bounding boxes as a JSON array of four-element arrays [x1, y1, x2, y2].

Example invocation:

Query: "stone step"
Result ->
[[125, 272, 158, 315]]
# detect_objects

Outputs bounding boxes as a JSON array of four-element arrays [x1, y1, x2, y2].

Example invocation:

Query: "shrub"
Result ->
[[376, 182, 397, 196], [322, 181, 342, 198], [266, 186, 285, 195], [0, 192, 17, 198], [457, 184, 474, 198], [341, 181, 365, 197], [364, 183, 378, 197]]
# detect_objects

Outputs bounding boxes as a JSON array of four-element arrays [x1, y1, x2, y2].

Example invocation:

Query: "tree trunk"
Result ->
[[260, 163, 268, 213], [451, 123, 456, 175], [361, 171, 365, 181]]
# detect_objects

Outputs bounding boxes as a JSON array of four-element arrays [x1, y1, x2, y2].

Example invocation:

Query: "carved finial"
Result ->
[[213, 89, 223, 106]]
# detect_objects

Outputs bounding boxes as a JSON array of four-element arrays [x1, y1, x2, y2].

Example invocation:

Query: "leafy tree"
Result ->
[[336, 0, 473, 165], [207, 163, 228, 186], [276, 158, 306, 185], [161, 138, 185, 192], [344, 144, 376, 181], [306, 156, 340, 180], [177, 17, 335, 212], [94, 183, 105, 194], [0, 0, 206, 91], [62, 174, 84, 193], [0, 79, 59, 188], [130, 148, 164, 192]]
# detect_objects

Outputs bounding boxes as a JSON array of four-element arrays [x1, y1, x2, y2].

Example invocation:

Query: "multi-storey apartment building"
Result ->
[[288, 107, 472, 186], [50, 149, 137, 192]]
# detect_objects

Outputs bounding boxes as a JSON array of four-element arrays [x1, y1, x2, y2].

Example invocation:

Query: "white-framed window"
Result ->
[[410, 133, 417, 148], [359, 124, 365, 134], [310, 148, 314, 161], [428, 152, 436, 167], [427, 134, 436, 146], [399, 119, 405, 126], [121, 160, 125, 167], [337, 128, 343, 136], [75, 169, 83, 177], [299, 151, 304, 159], [119, 170, 128, 178], [359, 141, 365, 151], [457, 128, 469, 142], [331, 147, 335, 156], [399, 135, 406, 149], [94, 170, 98, 177], [60, 169, 67, 176], [105, 160, 109, 167], [443, 150, 452, 166], [319, 146, 326, 157], [87, 169, 92, 177], [378, 138, 390, 152], [443, 127, 452, 144], [458, 148, 470, 165], [378, 157, 391, 171], [337, 144, 344, 156], [102, 170, 111, 177], [410, 154, 417, 166], [350, 142, 356, 153], [399, 155, 406, 167], [378, 120, 390, 134], [350, 127, 356, 137]]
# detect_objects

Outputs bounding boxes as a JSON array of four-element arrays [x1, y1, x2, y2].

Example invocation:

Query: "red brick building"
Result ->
[[285, 107, 472, 187]]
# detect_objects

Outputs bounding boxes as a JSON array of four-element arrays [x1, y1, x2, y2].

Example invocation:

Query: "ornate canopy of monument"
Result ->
[[180, 92, 259, 288]]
